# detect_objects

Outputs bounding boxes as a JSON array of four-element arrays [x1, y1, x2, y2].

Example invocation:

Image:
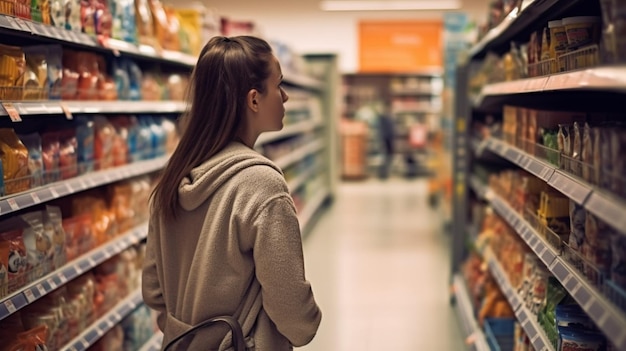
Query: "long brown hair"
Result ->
[[151, 36, 274, 220]]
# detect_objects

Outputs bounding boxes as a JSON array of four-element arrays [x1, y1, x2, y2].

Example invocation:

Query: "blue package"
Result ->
[[557, 325, 606, 351], [17, 133, 43, 188], [76, 116, 95, 174]]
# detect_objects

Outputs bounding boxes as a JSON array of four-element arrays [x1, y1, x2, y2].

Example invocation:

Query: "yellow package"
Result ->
[[22, 46, 49, 100], [0, 44, 25, 100], [164, 6, 181, 52], [0, 129, 30, 194], [0, 0, 14, 16], [175, 8, 202, 56]]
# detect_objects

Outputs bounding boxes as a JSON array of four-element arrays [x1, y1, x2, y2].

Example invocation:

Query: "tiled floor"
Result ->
[[298, 178, 467, 350]]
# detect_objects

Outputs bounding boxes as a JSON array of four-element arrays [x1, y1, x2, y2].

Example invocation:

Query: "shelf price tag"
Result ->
[[60, 102, 73, 120], [24, 289, 36, 303], [30, 192, 41, 203], [4, 299, 17, 314], [36, 284, 46, 296], [2, 102, 22, 122], [6, 198, 19, 211]]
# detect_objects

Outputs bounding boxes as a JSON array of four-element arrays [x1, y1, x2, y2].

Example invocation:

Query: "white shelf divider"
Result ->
[[0, 223, 148, 321], [0, 101, 186, 117]]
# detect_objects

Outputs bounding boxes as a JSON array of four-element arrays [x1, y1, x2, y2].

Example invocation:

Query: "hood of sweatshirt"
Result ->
[[178, 142, 283, 211]]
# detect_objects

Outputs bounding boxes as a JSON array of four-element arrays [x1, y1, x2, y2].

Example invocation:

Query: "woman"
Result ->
[[142, 36, 322, 350]]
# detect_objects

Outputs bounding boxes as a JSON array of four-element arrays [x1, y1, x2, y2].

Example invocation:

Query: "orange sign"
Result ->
[[359, 20, 443, 73]]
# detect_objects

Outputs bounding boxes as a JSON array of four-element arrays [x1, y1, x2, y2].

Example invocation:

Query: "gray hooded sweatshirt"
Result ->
[[142, 142, 321, 350]]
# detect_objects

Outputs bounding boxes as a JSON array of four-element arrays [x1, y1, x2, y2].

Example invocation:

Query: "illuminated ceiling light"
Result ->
[[320, 0, 462, 11]]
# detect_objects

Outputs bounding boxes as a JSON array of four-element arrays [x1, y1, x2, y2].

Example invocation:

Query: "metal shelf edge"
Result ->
[[452, 274, 491, 351], [0, 223, 148, 321]]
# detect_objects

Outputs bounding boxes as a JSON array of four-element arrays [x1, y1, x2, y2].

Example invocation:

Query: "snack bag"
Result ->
[[21, 211, 53, 281], [80, 0, 96, 35], [0, 128, 31, 194], [22, 46, 48, 100], [111, 0, 136, 43], [61, 49, 80, 99], [44, 205, 66, 270], [135, 0, 155, 47], [0, 229, 28, 293], [18, 132, 43, 188], [0, 240, 8, 298], [75, 116, 95, 174], [41, 131, 60, 184], [66, 0, 82, 31], [93, 116, 116, 170], [94, 0, 112, 38], [58, 128, 78, 179], [0, 44, 26, 101]]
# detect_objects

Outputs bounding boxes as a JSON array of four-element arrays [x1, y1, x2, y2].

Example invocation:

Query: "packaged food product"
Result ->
[[61, 49, 80, 100], [583, 212, 611, 282], [555, 304, 597, 330], [0, 128, 31, 194], [540, 26, 552, 61], [0, 0, 14, 15], [21, 211, 52, 281], [164, 6, 181, 52], [0, 239, 8, 298], [41, 131, 60, 184], [175, 8, 202, 56], [22, 45, 48, 100], [557, 325, 606, 351], [110, 0, 136, 43], [80, 0, 96, 35], [0, 228, 28, 293], [12, 325, 49, 351], [62, 213, 93, 260], [148, 0, 167, 48], [75, 52, 99, 100], [65, 0, 81, 31], [44, 205, 66, 270], [609, 228, 626, 289], [94, 0, 112, 38], [548, 20, 568, 71], [50, 0, 65, 28], [609, 127, 626, 197], [562, 16, 602, 50], [568, 200, 586, 251], [93, 116, 115, 170], [59, 128, 78, 179], [15, 0, 31, 19], [18, 133, 43, 188], [570, 122, 583, 176], [75, 116, 95, 174], [0, 44, 25, 101], [126, 59, 143, 101], [135, 0, 155, 47]]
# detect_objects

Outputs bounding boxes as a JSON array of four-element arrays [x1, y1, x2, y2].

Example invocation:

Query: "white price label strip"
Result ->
[[24, 289, 36, 303], [7, 198, 19, 211], [4, 299, 16, 314], [36, 284, 46, 295]]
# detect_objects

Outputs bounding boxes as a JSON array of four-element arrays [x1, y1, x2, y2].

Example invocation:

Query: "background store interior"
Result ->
[[1, 0, 626, 350]]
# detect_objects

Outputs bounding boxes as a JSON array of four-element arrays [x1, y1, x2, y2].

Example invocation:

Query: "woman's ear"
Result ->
[[247, 89, 259, 112]]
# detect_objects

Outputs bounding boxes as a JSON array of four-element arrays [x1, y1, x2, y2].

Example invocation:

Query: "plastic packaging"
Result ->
[[562, 16, 602, 50]]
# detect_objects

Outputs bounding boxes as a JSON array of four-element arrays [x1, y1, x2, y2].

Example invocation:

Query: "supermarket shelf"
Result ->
[[390, 88, 441, 96], [485, 249, 554, 351], [489, 194, 559, 268], [392, 107, 442, 115], [451, 274, 491, 351], [0, 14, 197, 68], [468, 0, 585, 59], [474, 66, 626, 108], [298, 186, 330, 233], [61, 289, 143, 351], [0, 223, 148, 321], [0, 100, 185, 117], [139, 332, 164, 351], [256, 119, 322, 145], [484, 138, 626, 233], [469, 175, 489, 201], [486, 189, 626, 350], [0, 156, 168, 217], [283, 69, 323, 91], [274, 139, 325, 170], [287, 167, 319, 194]]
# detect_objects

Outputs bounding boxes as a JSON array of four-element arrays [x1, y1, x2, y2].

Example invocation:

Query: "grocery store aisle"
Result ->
[[299, 178, 466, 350]]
